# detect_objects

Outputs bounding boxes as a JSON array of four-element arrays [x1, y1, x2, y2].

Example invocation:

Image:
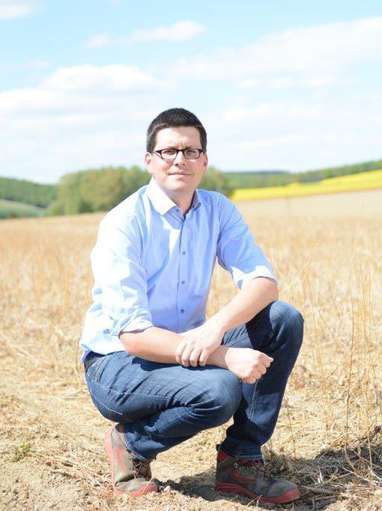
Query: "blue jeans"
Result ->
[[84, 301, 303, 461]]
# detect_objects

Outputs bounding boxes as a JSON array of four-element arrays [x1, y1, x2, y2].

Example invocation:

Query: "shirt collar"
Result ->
[[146, 178, 201, 215]]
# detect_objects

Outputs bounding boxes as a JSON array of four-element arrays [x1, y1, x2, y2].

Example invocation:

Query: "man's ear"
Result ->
[[144, 152, 152, 169], [203, 152, 208, 172]]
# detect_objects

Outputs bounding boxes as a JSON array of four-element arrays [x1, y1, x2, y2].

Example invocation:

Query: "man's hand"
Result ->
[[176, 319, 225, 367], [225, 347, 273, 383]]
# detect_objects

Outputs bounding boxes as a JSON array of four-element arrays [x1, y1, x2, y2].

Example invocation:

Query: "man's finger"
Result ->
[[247, 369, 262, 382], [198, 349, 209, 366], [258, 365, 267, 376], [181, 344, 195, 367], [243, 375, 258, 384], [262, 354, 274, 365], [189, 348, 202, 367], [175, 340, 187, 364]]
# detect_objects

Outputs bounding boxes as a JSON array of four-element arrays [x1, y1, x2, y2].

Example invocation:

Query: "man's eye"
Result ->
[[184, 149, 198, 158], [162, 149, 177, 156]]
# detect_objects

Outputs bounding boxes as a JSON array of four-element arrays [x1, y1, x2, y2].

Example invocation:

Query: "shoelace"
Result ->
[[234, 459, 273, 479], [132, 459, 151, 479]]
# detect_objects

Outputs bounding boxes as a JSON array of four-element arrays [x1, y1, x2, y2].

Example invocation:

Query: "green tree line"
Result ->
[[1, 158, 381, 218], [225, 158, 382, 188], [48, 165, 233, 215], [224, 170, 291, 188], [0, 176, 56, 207], [296, 159, 382, 183]]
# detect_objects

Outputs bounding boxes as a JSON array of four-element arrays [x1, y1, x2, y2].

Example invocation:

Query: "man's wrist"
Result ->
[[223, 346, 238, 368], [207, 345, 236, 369], [206, 315, 228, 336]]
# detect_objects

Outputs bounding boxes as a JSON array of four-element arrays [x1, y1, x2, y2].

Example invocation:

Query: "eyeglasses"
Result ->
[[153, 147, 204, 162]]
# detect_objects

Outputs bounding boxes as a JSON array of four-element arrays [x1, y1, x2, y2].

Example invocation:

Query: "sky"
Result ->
[[1, 0, 382, 183]]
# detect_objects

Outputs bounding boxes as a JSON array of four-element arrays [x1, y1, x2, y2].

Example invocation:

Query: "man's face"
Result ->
[[144, 126, 208, 198]]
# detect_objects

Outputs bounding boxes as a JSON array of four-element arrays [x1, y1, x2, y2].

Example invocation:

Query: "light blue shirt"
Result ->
[[80, 178, 276, 359]]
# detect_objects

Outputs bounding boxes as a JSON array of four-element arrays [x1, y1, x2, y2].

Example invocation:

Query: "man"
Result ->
[[80, 108, 304, 504]]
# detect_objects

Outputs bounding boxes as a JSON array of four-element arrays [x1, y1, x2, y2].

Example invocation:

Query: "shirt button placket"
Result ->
[[180, 249, 186, 314], [179, 222, 188, 319]]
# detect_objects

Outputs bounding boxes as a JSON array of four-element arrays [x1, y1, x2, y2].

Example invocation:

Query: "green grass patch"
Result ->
[[0, 199, 45, 219]]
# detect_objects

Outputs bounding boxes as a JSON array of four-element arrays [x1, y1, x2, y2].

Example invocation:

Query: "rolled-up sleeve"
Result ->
[[91, 214, 153, 337], [216, 196, 277, 289]]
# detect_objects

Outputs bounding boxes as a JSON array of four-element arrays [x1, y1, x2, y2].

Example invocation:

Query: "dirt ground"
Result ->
[[1, 190, 382, 510]]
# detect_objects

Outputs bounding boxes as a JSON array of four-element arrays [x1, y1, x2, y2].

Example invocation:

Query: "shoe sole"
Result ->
[[104, 428, 159, 497], [215, 482, 300, 504]]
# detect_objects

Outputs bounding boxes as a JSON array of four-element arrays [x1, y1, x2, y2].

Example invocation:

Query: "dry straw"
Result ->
[[1, 190, 381, 510]]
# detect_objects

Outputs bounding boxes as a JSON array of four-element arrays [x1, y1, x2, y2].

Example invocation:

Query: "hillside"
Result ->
[[232, 169, 382, 201], [225, 158, 382, 188], [0, 199, 44, 219], [1, 158, 381, 218], [0, 176, 56, 207]]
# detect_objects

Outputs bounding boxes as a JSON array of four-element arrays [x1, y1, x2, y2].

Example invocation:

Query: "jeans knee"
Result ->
[[204, 372, 242, 426], [271, 301, 304, 349]]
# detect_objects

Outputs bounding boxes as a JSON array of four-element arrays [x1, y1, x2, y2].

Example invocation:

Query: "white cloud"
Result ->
[[0, 64, 172, 181], [0, 1, 34, 19], [86, 21, 205, 48], [206, 93, 382, 171], [24, 59, 49, 70], [130, 20, 205, 43], [86, 33, 113, 49], [0, 65, 166, 118], [174, 17, 382, 89], [223, 102, 323, 123], [42, 65, 161, 92], [1, 17, 382, 182]]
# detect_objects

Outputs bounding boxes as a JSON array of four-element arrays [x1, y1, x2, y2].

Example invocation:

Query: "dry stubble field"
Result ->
[[1, 190, 382, 511]]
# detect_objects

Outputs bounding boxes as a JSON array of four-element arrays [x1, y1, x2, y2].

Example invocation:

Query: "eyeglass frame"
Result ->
[[152, 147, 204, 162]]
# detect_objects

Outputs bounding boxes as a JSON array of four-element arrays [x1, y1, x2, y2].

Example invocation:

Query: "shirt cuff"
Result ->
[[233, 266, 278, 289], [112, 317, 153, 337]]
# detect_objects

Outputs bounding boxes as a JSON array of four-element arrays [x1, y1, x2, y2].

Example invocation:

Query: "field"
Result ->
[[1, 189, 382, 510], [231, 169, 382, 201]]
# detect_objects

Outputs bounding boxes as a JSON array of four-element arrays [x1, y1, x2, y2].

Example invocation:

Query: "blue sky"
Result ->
[[1, 0, 382, 183]]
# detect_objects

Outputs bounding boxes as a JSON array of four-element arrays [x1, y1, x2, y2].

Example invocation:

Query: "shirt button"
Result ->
[[180, 309, 185, 313], [182, 251, 186, 255], [181, 280, 185, 284]]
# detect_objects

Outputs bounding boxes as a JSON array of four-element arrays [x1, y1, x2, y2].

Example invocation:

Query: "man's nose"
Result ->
[[174, 150, 186, 164]]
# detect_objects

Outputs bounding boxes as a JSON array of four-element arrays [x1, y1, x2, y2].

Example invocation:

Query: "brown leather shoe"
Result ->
[[215, 447, 300, 504], [104, 424, 159, 497]]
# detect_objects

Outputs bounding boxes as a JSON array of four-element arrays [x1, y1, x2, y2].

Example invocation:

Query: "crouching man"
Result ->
[[80, 107, 304, 505]]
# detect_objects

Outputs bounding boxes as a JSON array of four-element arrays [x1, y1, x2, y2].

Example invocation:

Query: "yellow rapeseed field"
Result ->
[[1, 189, 381, 510], [232, 169, 382, 201]]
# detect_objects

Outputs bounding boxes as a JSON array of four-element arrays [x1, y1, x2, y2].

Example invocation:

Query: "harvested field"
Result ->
[[1, 189, 381, 510]]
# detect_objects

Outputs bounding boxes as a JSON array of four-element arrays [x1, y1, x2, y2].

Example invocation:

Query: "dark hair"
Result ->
[[146, 108, 207, 153]]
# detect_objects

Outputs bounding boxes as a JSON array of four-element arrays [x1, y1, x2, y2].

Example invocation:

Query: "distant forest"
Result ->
[[0, 158, 381, 218], [225, 158, 382, 188], [0, 176, 56, 207]]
